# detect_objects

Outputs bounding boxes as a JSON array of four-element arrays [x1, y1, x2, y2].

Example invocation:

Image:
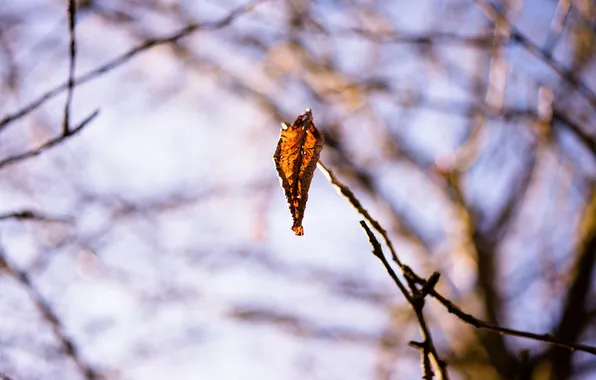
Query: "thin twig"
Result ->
[[471, 0, 596, 110], [360, 221, 449, 380], [0, 210, 71, 223], [0, 109, 99, 169], [543, 0, 572, 54], [408, 272, 596, 356], [319, 159, 596, 363], [371, 96, 595, 157], [0, 0, 268, 133], [0, 247, 100, 379], [62, 0, 77, 135], [317, 161, 404, 268], [410, 340, 433, 380], [338, 27, 498, 47], [359, 221, 412, 303], [551, 110, 596, 158]]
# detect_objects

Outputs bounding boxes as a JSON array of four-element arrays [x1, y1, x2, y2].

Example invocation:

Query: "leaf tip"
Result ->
[[292, 225, 304, 236]]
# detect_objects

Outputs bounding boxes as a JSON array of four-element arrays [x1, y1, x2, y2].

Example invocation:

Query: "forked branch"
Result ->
[[316, 160, 596, 379]]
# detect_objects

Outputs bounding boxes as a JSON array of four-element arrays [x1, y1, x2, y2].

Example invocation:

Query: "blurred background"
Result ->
[[0, 0, 595, 379]]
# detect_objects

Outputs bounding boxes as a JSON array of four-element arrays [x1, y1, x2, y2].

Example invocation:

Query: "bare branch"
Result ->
[[62, 0, 77, 135], [359, 221, 412, 303], [407, 271, 596, 356], [320, 158, 596, 369], [547, 192, 596, 377], [472, 0, 596, 110], [409, 340, 433, 380], [0, 210, 71, 223], [317, 161, 404, 268], [0, 246, 101, 379], [543, 0, 572, 54], [336, 27, 498, 48], [360, 221, 449, 380], [0, 0, 268, 133], [319, 158, 451, 378], [0, 109, 99, 169], [229, 305, 381, 343]]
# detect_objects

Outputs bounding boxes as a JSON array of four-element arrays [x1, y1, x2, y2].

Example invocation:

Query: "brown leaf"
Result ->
[[273, 109, 324, 236]]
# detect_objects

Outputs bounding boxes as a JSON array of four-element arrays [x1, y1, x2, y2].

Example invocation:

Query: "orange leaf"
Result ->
[[273, 109, 324, 236]]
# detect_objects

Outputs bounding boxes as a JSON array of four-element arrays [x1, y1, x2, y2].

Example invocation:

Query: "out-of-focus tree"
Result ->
[[0, 0, 595, 379]]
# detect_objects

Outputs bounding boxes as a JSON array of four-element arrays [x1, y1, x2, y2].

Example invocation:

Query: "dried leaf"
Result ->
[[273, 109, 324, 236]]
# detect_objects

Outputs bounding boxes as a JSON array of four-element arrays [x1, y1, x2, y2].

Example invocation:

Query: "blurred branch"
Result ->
[[543, 0, 572, 54], [386, 94, 596, 158], [140, 24, 445, 252], [229, 305, 384, 344], [472, 0, 596, 110], [446, 128, 538, 375], [0, 109, 99, 169], [552, 109, 596, 158], [336, 27, 497, 48], [62, 0, 77, 135], [546, 191, 596, 378], [0, 246, 100, 379], [2, 0, 594, 377], [161, 34, 446, 253], [0, 209, 71, 223], [0, 0, 267, 133]]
